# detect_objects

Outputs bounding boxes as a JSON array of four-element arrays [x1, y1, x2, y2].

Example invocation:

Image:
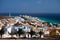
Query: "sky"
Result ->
[[0, 0, 60, 13]]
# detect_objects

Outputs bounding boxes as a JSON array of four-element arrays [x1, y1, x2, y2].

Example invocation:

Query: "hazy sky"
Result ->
[[0, 0, 60, 13]]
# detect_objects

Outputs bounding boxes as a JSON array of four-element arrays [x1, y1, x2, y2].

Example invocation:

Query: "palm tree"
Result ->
[[29, 30, 36, 38], [0, 28, 4, 38], [39, 31, 44, 38], [17, 29, 24, 38]]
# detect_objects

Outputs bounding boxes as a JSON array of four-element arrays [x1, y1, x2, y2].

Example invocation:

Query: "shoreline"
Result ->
[[38, 17, 60, 24], [0, 15, 60, 24], [0, 15, 60, 38]]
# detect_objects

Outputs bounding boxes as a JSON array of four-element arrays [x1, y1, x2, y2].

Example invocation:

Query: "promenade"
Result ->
[[0, 38, 60, 40]]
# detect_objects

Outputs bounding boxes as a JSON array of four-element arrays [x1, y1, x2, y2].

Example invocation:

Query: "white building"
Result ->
[[14, 16, 25, 22], [3, 23, 31, 38]]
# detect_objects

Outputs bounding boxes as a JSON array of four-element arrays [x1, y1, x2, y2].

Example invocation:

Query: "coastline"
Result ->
[[0, 13, 60, 24], [0, 15, 60, 24], [0, 15, 60, 38], [38, 17, 60, 24]]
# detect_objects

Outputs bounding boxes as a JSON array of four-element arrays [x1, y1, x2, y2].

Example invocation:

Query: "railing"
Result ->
[[0, 38, 43, 40], [0, 35, 60, 40], [0, 38, 60, 40]]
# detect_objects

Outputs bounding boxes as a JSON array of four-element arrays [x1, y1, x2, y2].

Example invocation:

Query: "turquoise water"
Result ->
[[0, 13, 60, 24], [38, 17, 60, 24]]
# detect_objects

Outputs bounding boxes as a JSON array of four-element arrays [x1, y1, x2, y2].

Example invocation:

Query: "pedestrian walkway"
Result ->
[[0, 38, 60, 40]]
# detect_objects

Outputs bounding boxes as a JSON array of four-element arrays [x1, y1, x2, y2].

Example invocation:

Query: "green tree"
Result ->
[[17, 29, 24, 38], [0, 28, 4, 38], [29, 30, 36, 37], [39, 31, 44, 38]]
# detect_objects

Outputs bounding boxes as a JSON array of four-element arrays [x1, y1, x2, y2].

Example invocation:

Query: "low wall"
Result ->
[[0, 38, 59, 40], [0, 38, 40, 40]]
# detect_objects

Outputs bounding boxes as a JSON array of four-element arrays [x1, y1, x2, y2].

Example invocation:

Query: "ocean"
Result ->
[[0, 13, 60, 24]]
